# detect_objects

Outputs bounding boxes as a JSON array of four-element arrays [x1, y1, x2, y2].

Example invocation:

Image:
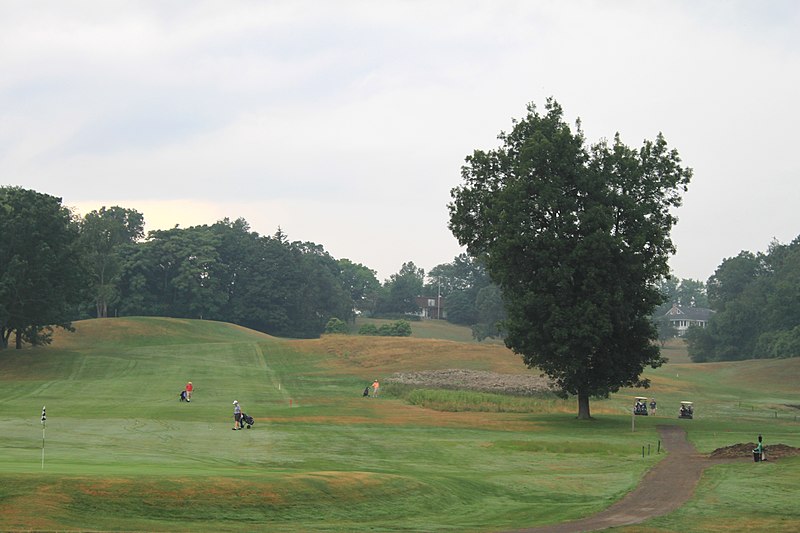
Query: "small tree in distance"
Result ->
[[449, 99, 692, 419], [324, 317, 349, 334]]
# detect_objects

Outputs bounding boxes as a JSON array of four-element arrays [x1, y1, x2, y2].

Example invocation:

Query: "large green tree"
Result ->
[[376, 261, 425, 315], [0, 187, 85, 349], [282, 240, 354, 338], [121, 225, 227, 319], [337, 258, 380, 317], [448, 99, 692, 418], [78, 206, 144, 318], [427, 253, 493, 326]]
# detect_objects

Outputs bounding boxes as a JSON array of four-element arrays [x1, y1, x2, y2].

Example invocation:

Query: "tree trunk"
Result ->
[[15, 329, 22, 350], [577, 390, 592, 419]]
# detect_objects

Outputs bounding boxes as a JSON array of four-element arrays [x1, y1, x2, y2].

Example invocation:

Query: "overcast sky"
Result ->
[[2, 1, 798, 283]]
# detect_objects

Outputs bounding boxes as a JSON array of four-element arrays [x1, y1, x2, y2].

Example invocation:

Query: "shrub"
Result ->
[[358, 320, 411, 337], [358, 323, 379, 336], [392, 320, 412, 336], [378, 320, 412, 337], [324, 317, 349, 334]]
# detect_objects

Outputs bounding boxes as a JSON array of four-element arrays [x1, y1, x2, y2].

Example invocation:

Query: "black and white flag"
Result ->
[[41, 406, 46, 424]]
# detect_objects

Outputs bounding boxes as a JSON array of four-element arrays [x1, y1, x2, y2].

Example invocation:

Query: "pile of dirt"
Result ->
[[386, 368, 554, 396], [709, 443, 800, 460]]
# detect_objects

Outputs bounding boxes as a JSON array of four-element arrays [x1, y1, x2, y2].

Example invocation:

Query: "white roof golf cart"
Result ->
[[633, 396, 649, 416], [679, 401, 694, 419]]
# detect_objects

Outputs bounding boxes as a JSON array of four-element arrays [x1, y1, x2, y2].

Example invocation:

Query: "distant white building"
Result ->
[[664, 303, 715, 336]]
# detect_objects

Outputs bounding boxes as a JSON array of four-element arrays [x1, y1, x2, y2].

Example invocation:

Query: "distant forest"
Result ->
[[1, 186, 798, 360], [685, 236, 800, 362], [0, 187, 504, 346]]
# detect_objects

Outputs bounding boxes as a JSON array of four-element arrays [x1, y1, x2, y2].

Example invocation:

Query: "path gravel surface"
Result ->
[[506, 425, 721, 533]]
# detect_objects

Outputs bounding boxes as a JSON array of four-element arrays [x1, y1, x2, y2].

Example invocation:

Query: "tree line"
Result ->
[[0, 186, 503, 348], [5, 185, 794, 362], [686, 236, 800, 361]]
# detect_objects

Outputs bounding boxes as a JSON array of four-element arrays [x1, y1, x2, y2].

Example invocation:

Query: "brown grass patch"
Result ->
[[645, 374, 687, 393], [50, 318, 169, 346], [70, 476, 288, 505], [0, 482, 70, 531], [670, 517, 800, 532], [281, 395, 620, 424], [273, 400, 545, 432], [50, 317, 274, 349], [284, 471, 384, 490], [289, 335, 526, 377]]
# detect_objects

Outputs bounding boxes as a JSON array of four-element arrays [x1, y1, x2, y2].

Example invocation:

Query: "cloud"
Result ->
[[2, 1, 800, 281]]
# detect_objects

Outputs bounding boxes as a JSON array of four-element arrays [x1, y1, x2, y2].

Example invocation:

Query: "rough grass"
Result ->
[[291, 333, 525, 378], [392, 386, 566, 413]]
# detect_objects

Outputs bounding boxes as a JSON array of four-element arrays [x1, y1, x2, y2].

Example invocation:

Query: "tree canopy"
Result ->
[[425, 253, 506, 340], [78, 206, 144, 318], [0, 196, 386, 346], [114, 219, 355, 339], [687, 236, 800, 361], [374, 261, 425, 315], [448, 99, 692, 418], [0, 187, 86, 348]]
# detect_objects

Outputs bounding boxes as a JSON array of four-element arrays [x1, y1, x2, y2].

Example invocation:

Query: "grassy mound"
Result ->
[[52, 316, 275, 348]]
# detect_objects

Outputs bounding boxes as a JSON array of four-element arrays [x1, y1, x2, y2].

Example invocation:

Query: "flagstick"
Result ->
[[41, 405, 46, 470]]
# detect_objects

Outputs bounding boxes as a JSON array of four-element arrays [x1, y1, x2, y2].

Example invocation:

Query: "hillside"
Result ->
[[292, 333, 524, 376], [51, 316, 275, 349]]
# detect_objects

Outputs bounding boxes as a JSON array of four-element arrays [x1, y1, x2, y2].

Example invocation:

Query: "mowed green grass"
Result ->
[[0, 319, 799, 531]]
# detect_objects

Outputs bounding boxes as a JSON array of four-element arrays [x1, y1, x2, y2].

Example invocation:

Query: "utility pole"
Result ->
[[437, 277, 441, 320]]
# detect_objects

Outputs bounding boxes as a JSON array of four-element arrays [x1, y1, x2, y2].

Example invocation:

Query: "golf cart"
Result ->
[[679, 401, 694, 419], [633, 396, 649, 416]]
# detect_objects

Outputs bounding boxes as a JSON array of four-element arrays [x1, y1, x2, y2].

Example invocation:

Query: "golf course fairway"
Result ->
[[1, 317, 798, 531]]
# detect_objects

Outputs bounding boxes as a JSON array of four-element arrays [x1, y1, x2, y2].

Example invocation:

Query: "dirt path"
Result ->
[[505, 425, 716, 533]]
